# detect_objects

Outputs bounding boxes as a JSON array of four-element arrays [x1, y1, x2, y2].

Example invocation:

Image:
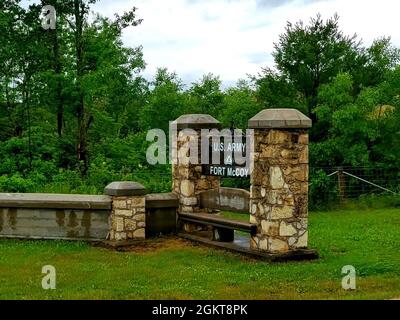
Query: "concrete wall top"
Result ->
[[248, 108, 312, 129], [0, 193, 111, 210], [104, 181, 148, 196], [146, 193, 179, 209], [172, 114, 221, 130]]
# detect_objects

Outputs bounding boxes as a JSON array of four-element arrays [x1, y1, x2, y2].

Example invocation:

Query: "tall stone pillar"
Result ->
[[248, 109, 312, 253], [105, 181, 148, 241], [171, 114, 221, 218]]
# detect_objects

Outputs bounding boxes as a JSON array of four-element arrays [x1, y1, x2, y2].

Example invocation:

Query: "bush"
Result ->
[[0, 174, 35, 193], [309, 169, 339, 210]]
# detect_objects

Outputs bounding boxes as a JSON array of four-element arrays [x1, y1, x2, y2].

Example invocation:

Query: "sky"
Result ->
[[25, 0, 400, 87]]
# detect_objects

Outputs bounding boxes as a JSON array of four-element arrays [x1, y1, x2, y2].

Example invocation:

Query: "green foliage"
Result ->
[[273, 14, 361, 114], [220, 80, 263, 129], [139, 68, 184, 132], [309, 170, 338, 210], [0, 4, 399, 203], [186, 73, 224, 117]]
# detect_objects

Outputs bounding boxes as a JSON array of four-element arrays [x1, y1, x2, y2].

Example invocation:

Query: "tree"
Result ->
[[220, 80, 263, 129], [253, 67, 306, 113], [273, 14, 362, 118], [139, 68, 184, 132], [186, 73, 224, 117]]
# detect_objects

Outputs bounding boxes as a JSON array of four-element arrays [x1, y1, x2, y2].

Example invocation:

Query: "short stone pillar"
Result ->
[[105, 181, 148, 241], [171, 114, 221, 216], [248, 109, 312, 253]]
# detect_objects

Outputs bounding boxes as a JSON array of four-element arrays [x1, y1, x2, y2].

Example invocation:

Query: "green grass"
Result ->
[[0, 208, 399, 300]]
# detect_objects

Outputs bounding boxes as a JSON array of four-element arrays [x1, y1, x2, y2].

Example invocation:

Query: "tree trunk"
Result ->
[[74, 0, 88, 175], [52, 26, 64, 137]]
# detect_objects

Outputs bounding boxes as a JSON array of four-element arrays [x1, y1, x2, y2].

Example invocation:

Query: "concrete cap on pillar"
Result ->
[[104, 181, 148, 196], [248, 108, 312, 129], [172, 114, 221, 130]]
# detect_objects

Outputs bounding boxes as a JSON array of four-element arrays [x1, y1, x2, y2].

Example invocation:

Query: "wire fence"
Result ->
[[310, 166, 400, 202], [137, 165, 400, 203]]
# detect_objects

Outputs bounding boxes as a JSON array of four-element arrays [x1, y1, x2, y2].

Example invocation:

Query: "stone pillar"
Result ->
[[248, 109, 312, 253], [105, 181, 148, 241], [171, 114, 221, 218]]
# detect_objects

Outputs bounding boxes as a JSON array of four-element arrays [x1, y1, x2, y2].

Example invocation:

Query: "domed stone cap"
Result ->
[[104, 181, 148, 196], [171, 114, 221, 130], [248, 108, 312, 129]]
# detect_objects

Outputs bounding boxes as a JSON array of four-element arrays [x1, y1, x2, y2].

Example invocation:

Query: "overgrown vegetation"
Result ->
[[0, 208, 399, 299], [1, 2, 399, 205]]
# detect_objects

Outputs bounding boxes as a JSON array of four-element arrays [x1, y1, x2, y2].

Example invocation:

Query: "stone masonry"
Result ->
[[104, 181, 148, 241], [248, 109, 312, 253], [171, 115, 221, 231]]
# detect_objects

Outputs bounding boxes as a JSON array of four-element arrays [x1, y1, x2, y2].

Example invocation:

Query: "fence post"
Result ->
[[337, 167, 346, 201], [248, 109, 312, 253]]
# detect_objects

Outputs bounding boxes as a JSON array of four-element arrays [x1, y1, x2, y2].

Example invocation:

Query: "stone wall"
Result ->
[[0, 193, 111, 240]]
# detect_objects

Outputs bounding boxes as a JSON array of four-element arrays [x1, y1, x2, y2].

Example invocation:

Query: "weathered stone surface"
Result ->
[[261, 220, 279, 236], [0, 193, 111, 210], [270, 206, 294, 219], [299, 146, 309, 164], [137, 222, 146, 228], [115, 217, 124, 232], [111, 200, 127, 209], [250, 121, 310, 253], [114, 232, 127, 241], [131, 196, 146, 207], [172, 117, 222, 216], [181, 206, 194, 213], [114, 209, 133, 217], [288, 236, 297, 246], [108, 192, 147, 241], [249, 214, 257, 224], [259, 238, 269, 250], [266, 191, 279, 205], [172, 114, 221, 130], [279, 221, 297, 237], [270, 166, 285, 189], [180, 180, 195, 197], [268, 238, 289, 252], [181, 197, 197, 206], [267, 130, 291, 144], [105, 181, 148, 196], [250, 202, 257, 215], [133, 228, 145, 239], [250, 237, 259, 250], [133, 214, 145, 222], [248, 108, 312, 129], [294, 231, 308, 248], [125, 219, 137, 231], [298, 134, 308, 144]]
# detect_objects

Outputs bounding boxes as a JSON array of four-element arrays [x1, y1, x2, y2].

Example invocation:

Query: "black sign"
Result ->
[[201, 133, 250, 178]]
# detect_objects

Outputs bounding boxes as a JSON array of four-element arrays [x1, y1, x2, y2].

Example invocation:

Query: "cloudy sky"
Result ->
[[28, 0, 400, 87]]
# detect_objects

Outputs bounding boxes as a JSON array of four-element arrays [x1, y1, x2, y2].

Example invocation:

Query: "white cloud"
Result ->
[[24, 0, 400, 87]]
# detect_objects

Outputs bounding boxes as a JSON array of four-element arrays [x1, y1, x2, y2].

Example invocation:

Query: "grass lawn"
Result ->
[[0, 208, 399, 300]]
